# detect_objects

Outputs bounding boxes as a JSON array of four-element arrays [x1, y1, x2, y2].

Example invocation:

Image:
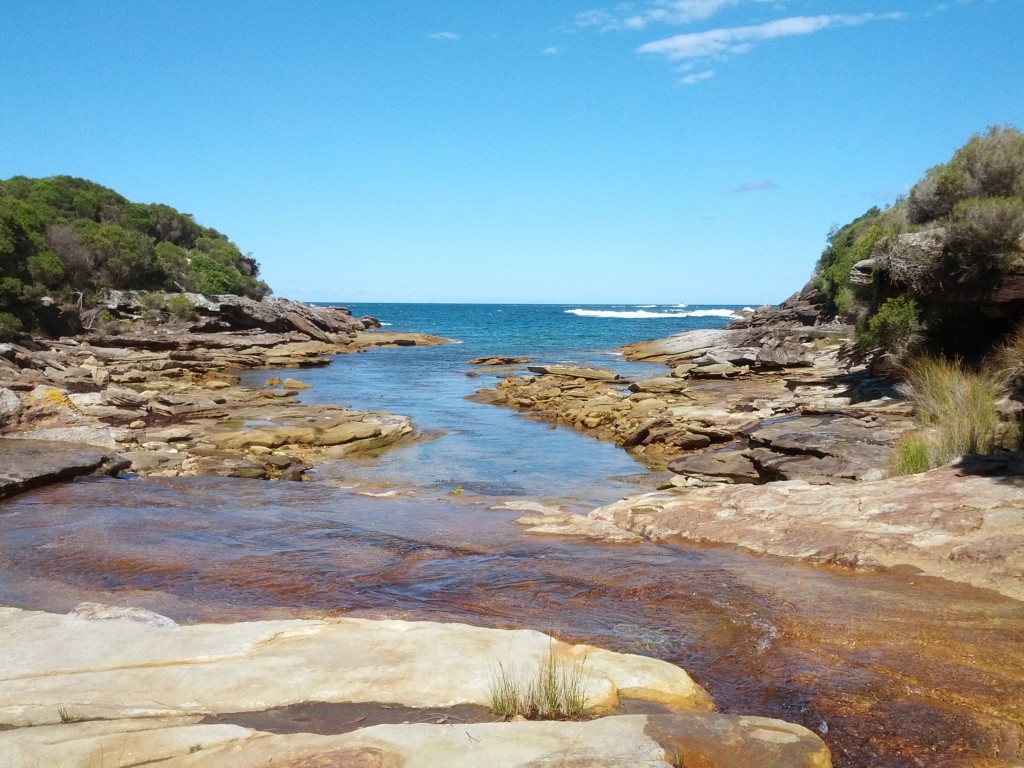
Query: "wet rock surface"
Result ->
[[590, 454, 1024, 601], [0, 439, 127, 499]]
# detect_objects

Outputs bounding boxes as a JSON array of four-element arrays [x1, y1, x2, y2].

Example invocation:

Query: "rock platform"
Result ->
[[0, 605, 832, 767], [0, 296, 445, 494]]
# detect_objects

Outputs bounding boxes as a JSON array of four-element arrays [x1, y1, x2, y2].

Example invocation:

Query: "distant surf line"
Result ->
[[565, 308, 742, 319]]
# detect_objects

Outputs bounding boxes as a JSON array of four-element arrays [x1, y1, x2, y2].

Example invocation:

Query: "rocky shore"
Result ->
[[472, 322, 914, 483], [474, 291, 1024, 602], [0, 292, 444, 496]]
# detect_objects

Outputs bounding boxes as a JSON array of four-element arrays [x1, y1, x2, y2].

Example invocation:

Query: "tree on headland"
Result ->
[[0, 175, 270, 338], [812, 125, 1024, 360]]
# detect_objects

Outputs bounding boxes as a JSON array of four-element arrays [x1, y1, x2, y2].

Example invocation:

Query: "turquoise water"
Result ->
[[250, 303, 745, 505]]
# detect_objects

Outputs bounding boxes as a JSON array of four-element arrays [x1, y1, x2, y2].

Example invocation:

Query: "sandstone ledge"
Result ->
[[588, 454, 1024, 602], [0, 606, 831, 768]]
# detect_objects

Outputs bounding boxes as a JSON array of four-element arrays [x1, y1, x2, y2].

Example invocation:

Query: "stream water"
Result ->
[[1, 304, 1022, 767]]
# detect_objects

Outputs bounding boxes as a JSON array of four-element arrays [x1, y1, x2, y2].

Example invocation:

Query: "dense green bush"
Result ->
[[166, 294, 198, 321], [0, 311, 23, 340], [908, 126, 1024, 223], [812, 125, 1024, 360], [0, 175, 271, 333], [944, 196, 1024, 271], [861, 296, 922, 357]]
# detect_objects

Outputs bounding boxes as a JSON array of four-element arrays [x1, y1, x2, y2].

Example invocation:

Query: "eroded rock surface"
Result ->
[[0, 713, 832, 768], [473, 334, 914, 478], [590, 454, 1024, 601], [0, 606, 832, 768]]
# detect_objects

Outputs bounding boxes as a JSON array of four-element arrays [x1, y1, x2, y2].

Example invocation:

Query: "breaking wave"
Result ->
[[565, 308, 741, 319]]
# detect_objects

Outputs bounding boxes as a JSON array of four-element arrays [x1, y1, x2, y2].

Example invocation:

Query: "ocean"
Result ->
[[244, 303, 748, 506]]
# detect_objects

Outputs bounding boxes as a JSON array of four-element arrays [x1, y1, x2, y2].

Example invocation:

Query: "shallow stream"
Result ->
[[2, 305, 1023, 767]]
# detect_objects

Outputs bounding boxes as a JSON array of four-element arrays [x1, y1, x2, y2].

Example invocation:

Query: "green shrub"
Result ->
[[0, 311, 23, 340], [833, 286, 860, 322], [991, 323, 1024, 391], [909, 126, 1024, 223], [944, 196, 1024, 271], [167, 294, 198, 321], [889, 433, 933, 476], [861, 297, 922, 358]]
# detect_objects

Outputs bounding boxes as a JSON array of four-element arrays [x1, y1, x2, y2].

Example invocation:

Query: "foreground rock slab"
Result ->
[[591, 454, 1024, 601], [0, 606, 832, 768], [0, 712, 832, 768], [0, 607, 711, 728]]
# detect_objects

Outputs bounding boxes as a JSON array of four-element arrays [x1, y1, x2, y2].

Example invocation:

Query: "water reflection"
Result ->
[[1, 475, 1022, 767]]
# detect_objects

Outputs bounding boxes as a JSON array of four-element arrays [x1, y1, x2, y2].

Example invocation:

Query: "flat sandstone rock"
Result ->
[[591, 454, 1024, 600], [0, 607, 832, 768]]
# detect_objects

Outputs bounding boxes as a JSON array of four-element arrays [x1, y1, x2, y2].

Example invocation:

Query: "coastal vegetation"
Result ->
[[813, 125, 1024, 360], [489, 645, 590, 721], [807, 126, 1024, 473], [889, 355, 1010, 475], [0, 175, 269, 338]]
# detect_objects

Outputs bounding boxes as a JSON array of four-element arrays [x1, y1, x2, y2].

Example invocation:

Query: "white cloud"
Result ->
[[427, 31, 460, 41], [681, 69, 715, 84], [731, 179, 778, 193], [638, 13, 902, 61], [576, 0, 786, 31], [543, 46, 561, 56]]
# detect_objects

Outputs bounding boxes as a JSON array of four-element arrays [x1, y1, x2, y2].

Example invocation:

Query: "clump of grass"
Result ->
[[489, 642, 589, 720], [57, 705, 84, 724], [890, 354, 1008, 475], [889, 432, 934, 476]]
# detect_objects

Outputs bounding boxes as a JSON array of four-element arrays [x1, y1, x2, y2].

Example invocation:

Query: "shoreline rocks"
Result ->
[[0, 296, 445, 496], [472, 336, 915, 478]]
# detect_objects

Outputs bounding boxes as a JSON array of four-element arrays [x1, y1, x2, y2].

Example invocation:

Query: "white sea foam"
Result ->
[[636, 304, 656, 308], [379, 322, 393, 326], [565, 308, 740, 319]]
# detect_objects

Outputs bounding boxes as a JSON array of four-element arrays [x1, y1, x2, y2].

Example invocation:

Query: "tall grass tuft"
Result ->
[[890, 355, 1008, 475], [489, 642, 589, 720]]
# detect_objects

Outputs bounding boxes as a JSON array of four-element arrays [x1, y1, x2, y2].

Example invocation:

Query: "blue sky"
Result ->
[[2, 1, 1022, 304]]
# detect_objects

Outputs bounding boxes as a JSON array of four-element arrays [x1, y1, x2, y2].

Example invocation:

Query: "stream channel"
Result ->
[[1, 304, 1022, 767]]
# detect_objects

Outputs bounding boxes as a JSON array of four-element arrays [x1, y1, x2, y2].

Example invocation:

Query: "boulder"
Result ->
[[527, 365, 620, 381], [0, 387, 20, 426], [316, 421, 381, 446], [742, 414, 908, 482], [628, 377, 691, 395], [469, 356, 532, 365], [668, 447, 762, 484], [690, 363, 749, 378], [621, 329, 749, 362], [100, 386, 148, 408], [756, 342, 815, 368], [0, 439, 127, 500]]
